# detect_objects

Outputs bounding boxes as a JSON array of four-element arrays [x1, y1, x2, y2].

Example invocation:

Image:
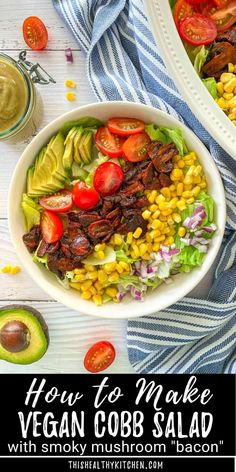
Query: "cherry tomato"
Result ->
[[73, 182, 100, 210], [179, 14, 217, 45], [39, 190, 73, 213], [95, 127, 125, 158], [173, 0, 195, 27], [214, 0, 231, 7], [23, 16, 48, 50], [210, 1, 236, 31], [107, 117, 145, 136], [41, 210, 63, 244], [201, 2, 218, 16], [122, 132, 151, 162], [84, 341, 116, 373], [185, 0, 206, 4], [93, 162, 124, 196]]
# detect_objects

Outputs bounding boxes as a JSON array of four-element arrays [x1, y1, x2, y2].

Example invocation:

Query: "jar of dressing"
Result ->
[[0, 53, 36, 140]]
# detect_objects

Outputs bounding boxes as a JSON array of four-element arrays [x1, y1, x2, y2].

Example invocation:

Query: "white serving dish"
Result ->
[[8, 101, 226, 319], [145, 0, 236, 159]]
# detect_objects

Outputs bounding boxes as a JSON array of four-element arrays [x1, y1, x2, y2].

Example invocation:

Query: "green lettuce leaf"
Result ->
[[115, 249, 136, 264], [184, 44, 209, 76], [60, 117, 103, 136], [178, 246, 205, 271], [117, 275, 141, 289], [33, 242, 49, 269], [145, 124, 188, 156], [202, 78, 218, 99], [197, 192, 214, 226]]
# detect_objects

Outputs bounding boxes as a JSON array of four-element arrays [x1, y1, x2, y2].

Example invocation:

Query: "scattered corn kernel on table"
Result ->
[[0, 0, 215, 373]]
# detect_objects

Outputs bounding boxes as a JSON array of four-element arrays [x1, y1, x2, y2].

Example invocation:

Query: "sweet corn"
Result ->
[[104, 262, 117, 273], [119, 261, 130, 271], [216, 66, 236, 123], [87, 271, 98, 281], [81, 291, 92, 300], [149, 204, 158, 212], [139, 243, 148, 256], [178, 227, 186, 237], [92, 294, 102, 306], [170, 168, 183, 180], [94, 243, 105, 252], [148, 190, 158, 203], [133, 227, 142, 239], [1, 265, 21, 274], [74, 273, 86, 282], [161, 187, 171, 199], [65, 79, 77, 88], [176, 182, 184, 196], [98, 270, 108, 283], [142, 209, 151, 220], [113, 234, 123, 245], [106, 287, 118, 298], [96, 250, 105, 260], [74, 268, 85, 274], [176, 200, 186, 211], [66, 92, 76, 101], [172, 212, 181, 223], [152, 209, 161, 219], [108, 271, 120, 283], [81, 280, 93, 291], [127, 232, 133, 244]]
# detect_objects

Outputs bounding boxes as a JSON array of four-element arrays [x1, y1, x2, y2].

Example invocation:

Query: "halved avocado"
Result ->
[[0, 305, 49, 365]]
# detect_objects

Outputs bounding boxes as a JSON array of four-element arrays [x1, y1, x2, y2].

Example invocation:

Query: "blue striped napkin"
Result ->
[[53, 0, 236, 373]]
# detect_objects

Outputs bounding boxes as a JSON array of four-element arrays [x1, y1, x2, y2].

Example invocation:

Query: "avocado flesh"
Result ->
[[49, 132, 67, 181], [63, 127, 77, 172], [73, 127, 84, 164], [0, 305, 49, 365], [79, 130, 93, 164], [21, 202, 40, 232]]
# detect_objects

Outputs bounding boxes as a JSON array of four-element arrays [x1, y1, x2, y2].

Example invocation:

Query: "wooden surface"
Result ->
[[0, 0, 213, 374], [0, 0, 133, 373]]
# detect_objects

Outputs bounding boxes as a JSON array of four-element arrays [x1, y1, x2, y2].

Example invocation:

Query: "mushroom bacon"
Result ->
[[202, 42, 236, 78]]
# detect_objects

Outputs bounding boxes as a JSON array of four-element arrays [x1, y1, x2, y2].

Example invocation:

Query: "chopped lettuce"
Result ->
[[32, 243, 49, 269], [145, 124, 188, 156], [197, 192, 214, 226], [184, 44, 209, 76], [82, 246, 116, 266], [118, 274, 141, 289], [177, 246, 205, 271], [115, 249, 136, 264], [202, 78, 218, 99]]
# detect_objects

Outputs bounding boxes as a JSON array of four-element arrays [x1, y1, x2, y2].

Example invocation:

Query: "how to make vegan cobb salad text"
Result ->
[[21, 116, 217, 306]]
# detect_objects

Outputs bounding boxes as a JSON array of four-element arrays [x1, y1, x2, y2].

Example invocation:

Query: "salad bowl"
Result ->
[[145, 0, 236, 160], [8, 101, 226, 319]]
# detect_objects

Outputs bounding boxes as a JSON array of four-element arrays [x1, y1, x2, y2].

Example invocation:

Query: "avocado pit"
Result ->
[[0, 320, 30, 353]]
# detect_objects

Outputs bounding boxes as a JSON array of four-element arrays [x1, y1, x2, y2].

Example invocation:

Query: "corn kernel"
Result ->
[[199, 181, 207, 188], [228, 63, 235, 73], [119, 261, 130, 271], [150, 229, 161, 239], [74, 268, 85, 274], [132, 244, 140, 258], [166, 236, 174, 245], [172, 212, 181, 223], [65, 79, 77, 88], [104, 262, 116, 273], [159, 201, 171, 210], [127, 232, 133, 244], [84, 264, 95, 272], [177, 159, 185, 168], [98, 270, 108, 283], [169, 197, 178, 209], [176, 200, 186, 211], [66, 92, 76, 101], [160, 187, 171, 199], [186, 197, 195, 204], [113, 234, 123, 245], [151, 219, 162, 230], [152, 243, 160, 252], [94, 243, 105, 252], [81, 280, 93, 291], [95, 281, 103, 291], [116, 263, 124, 274], [178, 226, 186, 237], [108, 271, 120, 283], [220, 72, 235, 83], [133, 227, 142, 239], [162, 209, 172, 216], [70, 282, 81, 291], [74, 273, 85, 282], [224, 78, 236, 93], [87, 271, 98, 281], [169, 184, 176, 192], [81, 290, 92, 300], [182, 190, 192, 199], [170, 168, 183, 180], [145, 232, 152, 243], [96, 250, 105, 260], [183, 175, 193, 185], [167, 216, 174, 225], [149, 204, 158, 212], [155, 194, 165, 204], [139, 243, 148, 256], [148, 190, 158, 203], [159, 215, 167, 222], [90, 286, 97, 295], [106, 287, 118, 298], [176, 182, 184, 196], [223, 92, 234, 100], [193, 175, 201, 184], [155, 235, 166, 242], [192, 186, 201, 197], [217, 82, 224, 95], [152, 209, 161, 219], [92, 294, 102, 306], [142, 209, 151, 220]]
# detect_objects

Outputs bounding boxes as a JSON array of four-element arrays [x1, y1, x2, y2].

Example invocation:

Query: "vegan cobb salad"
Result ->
[[172, 0, 236, 124], [21, 116, 216, 306]]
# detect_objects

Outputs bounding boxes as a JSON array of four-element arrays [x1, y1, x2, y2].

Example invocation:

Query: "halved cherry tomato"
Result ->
[[93, 162, 124, 196], [23, 16, 48, 50], [179, 14, 217, 45], [214, 0, 231, 7], [73, 182, 100, 210], [201, 2, 218, 16], [122, 132, 151, 162], [185, 0, 207, 4], [84, 341, 116, 373], [107, 117, 145, 136], [95, 126, 125, 158], [173, 0, 195, 27], [210, 1, 236, 31], [41, 210, 63, 244], [39, 190, 73, 213]]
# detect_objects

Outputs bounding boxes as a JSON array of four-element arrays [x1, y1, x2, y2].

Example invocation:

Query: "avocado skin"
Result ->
[[0, 305, 49, 364]]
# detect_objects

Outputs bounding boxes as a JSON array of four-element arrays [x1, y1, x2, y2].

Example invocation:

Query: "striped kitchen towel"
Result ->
[[53, 0, 236, 373]]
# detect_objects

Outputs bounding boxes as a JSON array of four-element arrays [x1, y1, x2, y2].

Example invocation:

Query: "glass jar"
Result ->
[[0, 53, 36, 140]]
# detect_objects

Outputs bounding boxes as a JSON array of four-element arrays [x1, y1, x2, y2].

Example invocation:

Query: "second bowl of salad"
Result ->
[[8, 101, 225, 318]]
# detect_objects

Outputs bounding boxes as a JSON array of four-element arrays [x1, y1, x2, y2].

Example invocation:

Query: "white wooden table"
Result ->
[[0, 0, 213, 374]]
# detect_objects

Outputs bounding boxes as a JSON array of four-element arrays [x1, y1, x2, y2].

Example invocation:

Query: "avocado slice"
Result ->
[[79, 130, 93, 164], [0, 305, 49, 365], [49, 132, 67, 181], [21, 195, 41, 231], [71, 162, 88, 181], [73, 127, 84, 164], [60, 116, 103, 136], [63, 127, 77, 172]]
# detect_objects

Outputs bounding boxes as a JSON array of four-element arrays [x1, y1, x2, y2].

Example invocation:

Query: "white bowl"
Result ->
[[145, 1, 236, 160], [8, 101, 226, 319]]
